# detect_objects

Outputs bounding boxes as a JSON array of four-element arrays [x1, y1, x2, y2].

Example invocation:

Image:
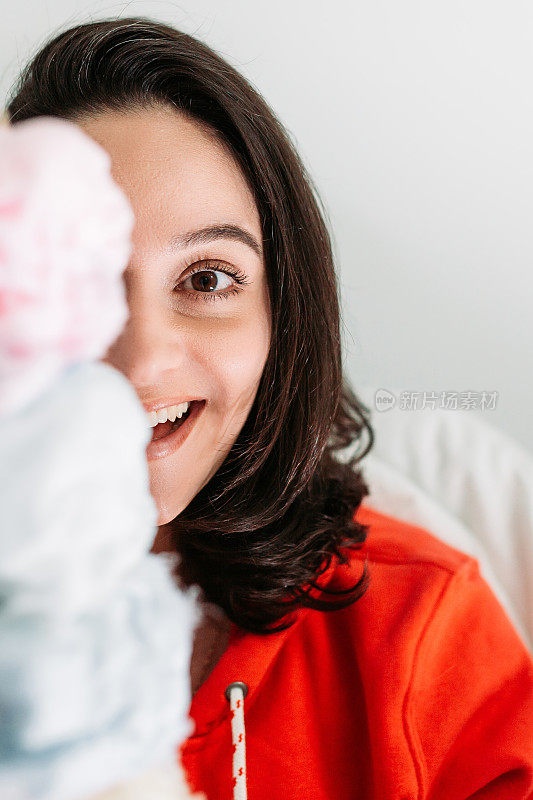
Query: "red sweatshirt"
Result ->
[[179, 502, 533, 799]]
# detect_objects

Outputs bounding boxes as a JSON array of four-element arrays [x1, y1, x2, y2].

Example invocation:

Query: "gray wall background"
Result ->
[[2, 1, 531, 451]]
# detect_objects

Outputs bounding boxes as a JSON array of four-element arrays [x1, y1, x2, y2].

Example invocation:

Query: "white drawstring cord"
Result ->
[[224, 681, 248, 800]]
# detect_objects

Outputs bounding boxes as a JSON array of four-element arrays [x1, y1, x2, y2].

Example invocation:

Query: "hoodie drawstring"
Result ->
[[225, 681, 248, 800]]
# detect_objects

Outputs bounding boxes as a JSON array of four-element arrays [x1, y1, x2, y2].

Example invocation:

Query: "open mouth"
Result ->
[[146, 399, 206, 461], [151, 404, 193, 442]]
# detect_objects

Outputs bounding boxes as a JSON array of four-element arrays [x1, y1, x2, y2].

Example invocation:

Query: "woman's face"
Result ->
[[76, 106, 271, 533]]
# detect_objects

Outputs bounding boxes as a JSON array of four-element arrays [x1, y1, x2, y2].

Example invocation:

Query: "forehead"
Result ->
[[75, 105, 261, 247]]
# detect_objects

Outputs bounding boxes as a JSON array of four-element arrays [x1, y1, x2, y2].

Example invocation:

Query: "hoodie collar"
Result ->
[[185, 607, 303, 739], [184, 547, 351, 740]]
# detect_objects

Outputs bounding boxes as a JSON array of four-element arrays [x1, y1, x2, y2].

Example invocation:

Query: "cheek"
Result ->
[[200, 313, 270, 412]]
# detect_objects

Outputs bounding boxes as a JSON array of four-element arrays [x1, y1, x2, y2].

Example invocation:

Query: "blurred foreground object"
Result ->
[[0, 115, 204, 799]]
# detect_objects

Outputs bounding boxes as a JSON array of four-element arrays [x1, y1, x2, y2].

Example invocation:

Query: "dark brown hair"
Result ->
[[6, 16, 375, 633]]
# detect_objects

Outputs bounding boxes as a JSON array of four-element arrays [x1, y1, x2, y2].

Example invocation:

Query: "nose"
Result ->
[[101, 292, 188, 391]]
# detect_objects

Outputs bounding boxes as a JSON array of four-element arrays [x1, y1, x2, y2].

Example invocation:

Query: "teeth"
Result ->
[[147, 401, 190, 428]]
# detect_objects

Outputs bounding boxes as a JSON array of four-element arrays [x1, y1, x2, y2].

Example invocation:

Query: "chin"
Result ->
[[152, 470, 213, 528], [155, 498, 188, 528], [157, 509, 178, 528]]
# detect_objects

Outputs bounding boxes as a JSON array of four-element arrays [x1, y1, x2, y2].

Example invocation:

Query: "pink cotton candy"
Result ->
[[0, 115, 135, 416]]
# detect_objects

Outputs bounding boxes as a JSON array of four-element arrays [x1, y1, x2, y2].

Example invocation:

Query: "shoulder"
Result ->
[[319, 503, 533, 797], [351, 501, 473, 573], [320, 501, 477, 615], [329, 501, 533, 660], [320, 502, 532, 699], [318, 501, 488, 646]]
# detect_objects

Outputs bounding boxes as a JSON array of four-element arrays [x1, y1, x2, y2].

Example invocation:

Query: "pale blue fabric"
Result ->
[[0, 362, 200, 800]]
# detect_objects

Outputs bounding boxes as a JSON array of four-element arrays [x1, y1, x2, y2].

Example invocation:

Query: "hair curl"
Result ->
[[6, 16, 375, 633]]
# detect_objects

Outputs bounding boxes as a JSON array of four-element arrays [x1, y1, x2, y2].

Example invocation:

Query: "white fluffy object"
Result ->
[[0, 115, 203, 799]]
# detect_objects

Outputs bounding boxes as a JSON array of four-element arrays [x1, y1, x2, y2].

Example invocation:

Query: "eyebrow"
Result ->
[[168, 224, 263, 258]]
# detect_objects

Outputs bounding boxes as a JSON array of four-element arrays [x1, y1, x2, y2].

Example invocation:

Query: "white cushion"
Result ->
[[350, 386, 533, 651]]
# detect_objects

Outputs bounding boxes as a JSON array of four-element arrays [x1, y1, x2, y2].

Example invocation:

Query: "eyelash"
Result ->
[[176, 260, 250, 303]]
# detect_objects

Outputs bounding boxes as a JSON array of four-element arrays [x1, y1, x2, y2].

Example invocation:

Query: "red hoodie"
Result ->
[[179, 502, 533, 799]]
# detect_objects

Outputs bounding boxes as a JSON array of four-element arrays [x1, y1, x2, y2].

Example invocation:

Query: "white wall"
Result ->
[[2, 0, 532, 451]]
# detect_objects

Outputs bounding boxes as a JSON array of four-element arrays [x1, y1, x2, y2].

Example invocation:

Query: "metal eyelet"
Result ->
[[224, 681, 249, 701]]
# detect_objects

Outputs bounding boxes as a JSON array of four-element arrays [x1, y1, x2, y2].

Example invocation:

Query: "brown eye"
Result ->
[[176, 260, 250, 303], [186, 269, 233, 293]]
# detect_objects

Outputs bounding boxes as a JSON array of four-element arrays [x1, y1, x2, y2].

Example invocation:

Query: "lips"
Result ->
[[146, 399, 206, 461], [142, 396, 206, 415]]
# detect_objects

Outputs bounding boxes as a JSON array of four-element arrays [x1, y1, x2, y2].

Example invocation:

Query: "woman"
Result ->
[[6, 17, 533, 800]]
